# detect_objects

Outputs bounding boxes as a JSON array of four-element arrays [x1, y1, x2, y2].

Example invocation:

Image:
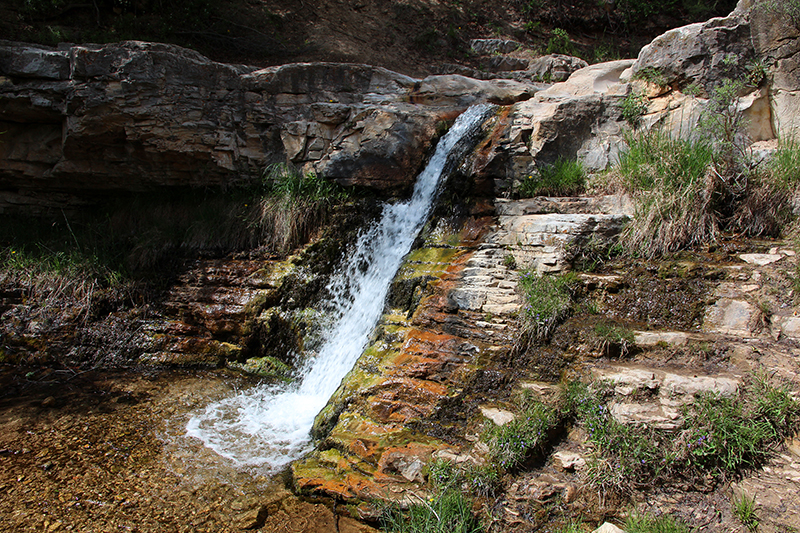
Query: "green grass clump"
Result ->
[[610, 130, 717, 258], [518, 270, 578, 342], [519, 158, 586, 197], [380, 488, 483, 533], [565, 375, 800, 495], [484, 394, 559, 470], [624, 511, 692, 533], [593, 322, 635, 355], [732, 492, 759, 532]]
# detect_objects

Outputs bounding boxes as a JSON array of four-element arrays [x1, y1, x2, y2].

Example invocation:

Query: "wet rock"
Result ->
[[480, 407, 516, 426], [703, 298, 759, 336]]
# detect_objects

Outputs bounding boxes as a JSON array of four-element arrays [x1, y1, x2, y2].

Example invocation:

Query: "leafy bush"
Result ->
[[519, 158, 586, 197], [622, 90, 649, 126], [546, 28, 573, 55]]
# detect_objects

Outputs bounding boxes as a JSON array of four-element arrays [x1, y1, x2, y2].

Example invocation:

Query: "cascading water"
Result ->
[[186, 104, 495, 472]]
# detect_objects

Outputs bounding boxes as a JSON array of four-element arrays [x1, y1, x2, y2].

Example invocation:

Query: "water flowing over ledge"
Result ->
[[185, 104, 496, 473]]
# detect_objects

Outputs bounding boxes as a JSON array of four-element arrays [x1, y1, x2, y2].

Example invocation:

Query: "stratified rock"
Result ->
[[0, 40, 537, 211]]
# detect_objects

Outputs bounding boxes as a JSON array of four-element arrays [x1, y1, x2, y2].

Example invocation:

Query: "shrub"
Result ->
[[546, 28, 573, 55], [567, 374, 800, 495], [519, 158, 586, 197], [621, 90, 649, 126]]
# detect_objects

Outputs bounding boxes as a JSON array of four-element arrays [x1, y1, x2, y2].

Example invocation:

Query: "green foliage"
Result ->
[[622, 90, 649, 126], [624, 511, 692, 533], [262, 163, 344, 203], [611, 130, 716, 258], [593, 322, 634, 355], [566, 375, 800, 495], [633, 67, 667, 87], [546, 28, 573, 55], [519, 158, 586, 197], [380, 488, 483, 533], [427, 458, 502, 498], [503, 254, 517, 269], [484, 393, 559, 470], [732, 492, 759, 532], [518, 271, 578, 342]]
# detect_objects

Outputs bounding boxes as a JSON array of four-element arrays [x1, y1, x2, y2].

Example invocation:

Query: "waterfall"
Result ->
[[186, 104, 495, 472]]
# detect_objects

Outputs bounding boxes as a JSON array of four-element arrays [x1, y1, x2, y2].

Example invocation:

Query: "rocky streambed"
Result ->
[[0, 367, 378, 533]]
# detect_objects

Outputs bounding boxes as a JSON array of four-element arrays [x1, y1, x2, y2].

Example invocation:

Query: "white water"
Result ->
[[186, 104, 494, 472]]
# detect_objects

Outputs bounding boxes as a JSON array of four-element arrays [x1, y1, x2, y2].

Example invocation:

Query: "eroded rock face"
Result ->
[[0, 40, 537, 212]]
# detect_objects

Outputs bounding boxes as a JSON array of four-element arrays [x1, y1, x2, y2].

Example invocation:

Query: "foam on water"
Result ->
[[186, 104, 495, 472]]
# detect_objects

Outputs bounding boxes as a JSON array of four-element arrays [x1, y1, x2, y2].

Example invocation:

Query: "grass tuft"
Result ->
[[519, 158, 586, 198], [517, 270, 578, 343], [380, 488, 483, 533], [732, 491, 759, 532], [624, 511, 692, 533]]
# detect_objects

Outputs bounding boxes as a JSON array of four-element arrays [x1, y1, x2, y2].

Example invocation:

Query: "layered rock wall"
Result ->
[[0, 40, 536, 212]]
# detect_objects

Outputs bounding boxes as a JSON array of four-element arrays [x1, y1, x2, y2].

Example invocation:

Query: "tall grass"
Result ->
[[517, 270, 578, 342], [519, 158, 586, 197], [380, 488, 483, 533], [609, 129, 799, 258]]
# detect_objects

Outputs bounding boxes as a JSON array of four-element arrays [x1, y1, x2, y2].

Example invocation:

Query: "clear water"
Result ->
[[185, 104, 495, 472]]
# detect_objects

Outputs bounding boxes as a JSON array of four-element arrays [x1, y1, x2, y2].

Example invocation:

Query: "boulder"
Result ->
[[630, 9, 754, 96]]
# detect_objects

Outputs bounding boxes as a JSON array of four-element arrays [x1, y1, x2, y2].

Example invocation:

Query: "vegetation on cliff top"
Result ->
[[2, 0, 737, 75]]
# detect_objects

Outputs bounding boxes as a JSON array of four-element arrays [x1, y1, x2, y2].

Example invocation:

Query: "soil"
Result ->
[[0, 368, 376, 533], [1, 0, 737, 77]]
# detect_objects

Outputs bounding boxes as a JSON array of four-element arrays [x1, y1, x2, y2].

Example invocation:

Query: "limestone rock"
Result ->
[[527, 54, 588, 83], [703, 298, 759, 336], [0, 40, 537, 211], [630, 10, 754, 96], [470, 39, 522, 56], [552, 451, 586, 471]]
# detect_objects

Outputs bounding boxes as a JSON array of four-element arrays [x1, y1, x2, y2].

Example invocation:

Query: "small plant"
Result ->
[[484, 394, 559, 470], [503, 254, 517, 269], [518, 270, 578, 342], [546, 28, 573, 56], [745, 59, 769, 87], [593, 322, 635, 356], [624, 511, 692, 533], [622, 89, 649, 126], [633, 67, 667, 87], [380, 488, 483, 533], [733, 491, 759, 532], [519, 158, 586, 197]]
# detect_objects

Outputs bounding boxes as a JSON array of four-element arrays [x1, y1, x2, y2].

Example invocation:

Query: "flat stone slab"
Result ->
[[740, 253, 784, 265], [703, 298, 758, 336], [634, 331, 690, 347], [774, 316, 800, 339]]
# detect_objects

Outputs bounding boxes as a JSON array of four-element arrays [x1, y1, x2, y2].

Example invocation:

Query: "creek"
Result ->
[[185, 104, 496, 473]]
